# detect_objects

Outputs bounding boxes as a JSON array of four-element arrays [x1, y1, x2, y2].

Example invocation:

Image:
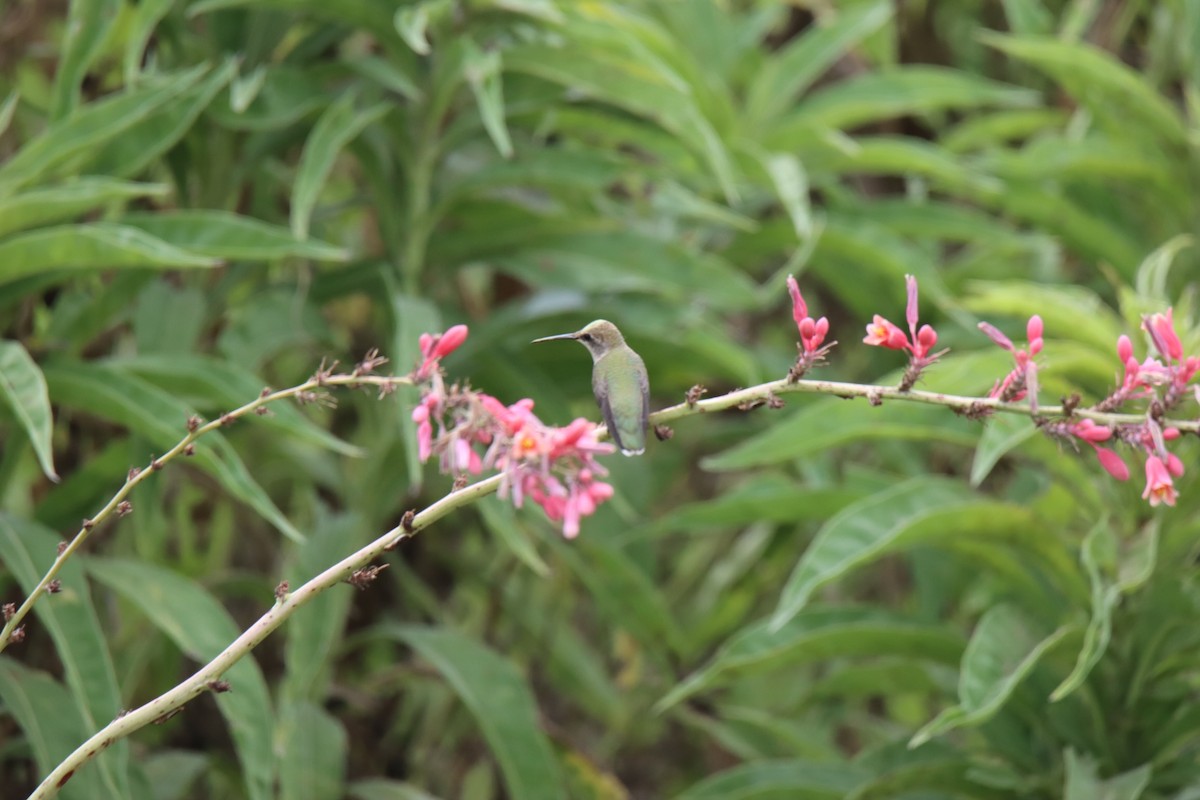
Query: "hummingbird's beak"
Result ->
[[531, 332, 578, 344]]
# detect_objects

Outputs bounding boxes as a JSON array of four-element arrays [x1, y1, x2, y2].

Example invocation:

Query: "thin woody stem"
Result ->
[[0, 370, 412, 654], [25, 370, 1200, 798]]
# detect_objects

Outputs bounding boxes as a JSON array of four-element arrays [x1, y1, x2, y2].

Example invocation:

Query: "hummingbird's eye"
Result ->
[[580, 334, 593, 342]]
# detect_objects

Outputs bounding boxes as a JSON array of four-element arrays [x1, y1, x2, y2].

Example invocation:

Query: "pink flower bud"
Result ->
[[433, 324, 469, 359], [1144, 309, 1183, 361], [786, 275, 807, 327], [1026, 315, 1043, 344], [1094, 447, 1129, 481], [1071, 419, 1112, 443], [978, 321, 1014, 352], [1167, 452, 1185, 477], [1117, 334, 1134, 363], [905, 274, 919, 333], [917, 324, 937, 349]]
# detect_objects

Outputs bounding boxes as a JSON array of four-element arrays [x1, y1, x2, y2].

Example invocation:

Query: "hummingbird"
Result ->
[[533, 320, 650, 456]]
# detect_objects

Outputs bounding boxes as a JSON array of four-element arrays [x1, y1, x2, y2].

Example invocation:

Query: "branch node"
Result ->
[[116, 501, 133, 517], [347, 564, 390, 590], [11, 625, 25, 644], [46, 580, 62, 595], [206, 679, 232, 694], [401, 509, 416, 533], [57, 541, 68, 556], [654, 424, 673, 441], [685, 385, 707, 408], [186, 415, 202, 433], [127, 467, 141, 481], [274, 581, 289, 601], [82, 518, 95, 530], [2, 602, 14, 621]]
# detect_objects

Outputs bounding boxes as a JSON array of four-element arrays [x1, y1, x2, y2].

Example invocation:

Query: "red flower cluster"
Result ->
[[861, 275, 944, 390], [982, 309, 1197, 507], [411, 326, 616, 537], [785, 275, 833, 380], [979, 315, 1043, 409]]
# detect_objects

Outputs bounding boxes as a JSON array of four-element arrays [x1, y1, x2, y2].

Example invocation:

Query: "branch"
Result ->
[[27, 368, 1200, 797], [0, 357, 409, 653]]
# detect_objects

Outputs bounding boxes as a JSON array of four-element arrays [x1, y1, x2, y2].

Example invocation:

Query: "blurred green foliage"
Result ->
[[1, 0, 1199, 798]]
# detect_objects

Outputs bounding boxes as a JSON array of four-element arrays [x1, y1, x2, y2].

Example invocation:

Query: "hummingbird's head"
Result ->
[[533, 319, 626, 361]]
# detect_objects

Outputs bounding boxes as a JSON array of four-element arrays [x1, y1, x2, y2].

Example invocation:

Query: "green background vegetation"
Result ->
[[1, 0, 1199, 798]]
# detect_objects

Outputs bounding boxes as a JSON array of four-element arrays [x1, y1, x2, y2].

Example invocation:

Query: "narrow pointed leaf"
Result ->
[[771, 479, 1033, 631], [381, 625, 567, 800], [971, 414, 1037, 487], [463, 39, 513, 158], [1064, 749, 1151, 800], [291, 97, 390, 240], [0, 340, 57, 479], [676, 759, 866, 800], [277, 702, 348, 800], [0, 223, 220, 286], [0, 65, 208, 192], [0, 658, 106, 800], [0, 179, 169, 239], [656, 608, 963, 712], [119, 211, 349, 262], [0, 516, 130, 797], [51, 0, 122, 120], [909, 604, 1072, 747], [43, 362, 303, 542], [745, 0, 893, 123], [87, 558, 275, 800]]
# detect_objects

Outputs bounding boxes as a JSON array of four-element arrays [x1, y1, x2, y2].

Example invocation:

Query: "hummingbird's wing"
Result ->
[[593, 351, 649, 456]]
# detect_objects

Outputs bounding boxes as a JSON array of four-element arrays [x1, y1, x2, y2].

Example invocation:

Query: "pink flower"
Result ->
[[863, 276, 942, 371], [979, 315, 1043, 406], [864, 315, 908, 349], [1144, 309, 1183, 362], [1142, 455, 1178, 507]]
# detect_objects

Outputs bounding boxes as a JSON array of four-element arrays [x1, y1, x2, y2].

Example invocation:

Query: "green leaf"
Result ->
[[636, 474, 865, 539], [87, 558, 276, 800], [119, 211, 349, 262], [391, 293, 441, 487], [85, 60, 237, 178], [909, 604, 1072, 747], [1051, 523, 1157, 702], [504, 43, 739, 202], [114, 355, 362, 458], [762, 153, 813, 240], [656, 608, 963, 712], [771, 478, 1033, 630], [745, 0, 893, 124], [43, 361, 304, 543], [50, 0, 121, 120], [0, 178, 169, 239], [291, 97, 390, 240], [0, 90, 19, 138], [463, 38, 513, 158], [773, 66, 1037, 138], [0, 223, 220, 287], [349, 780, 443, 800], [380, 625, 567, 800], [982, 33, 1189, 146], [345, 55, 422, 101], [0, 515, 130, 797], [281, 513, 361, 703], [970, 414, 1037, 487], [395, 0, 451, 55], [478, 498, 550, 576], [561, 537, 685, 655], [676, 759, 866, 800], [141, 751, 209, 800], [0, 658, 106, 800], [123, 0, 175, 85], [0, 64, 209, 193], [0, 340, 57, 480], [277, 702, 348, 800], [1063, 749, 1151, 800]]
